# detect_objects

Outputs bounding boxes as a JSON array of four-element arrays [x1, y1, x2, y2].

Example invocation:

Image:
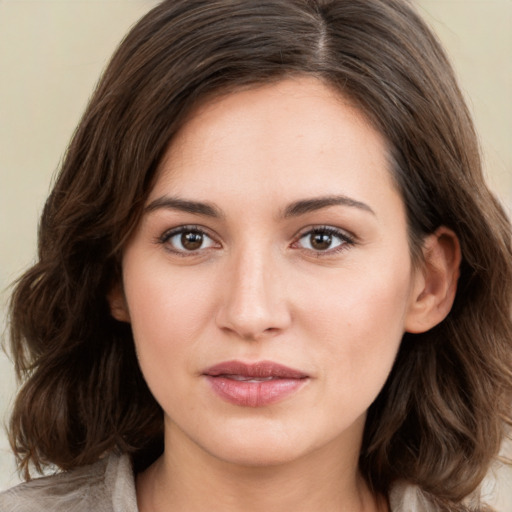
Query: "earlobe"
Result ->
[[405, 226, 461, 334], [107, 283, 131, 323]]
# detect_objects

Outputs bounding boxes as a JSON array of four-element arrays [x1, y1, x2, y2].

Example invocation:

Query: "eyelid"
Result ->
[[155, 223, 355, 257], [156, 224, 222, 255], [291, 225, 356, 254]]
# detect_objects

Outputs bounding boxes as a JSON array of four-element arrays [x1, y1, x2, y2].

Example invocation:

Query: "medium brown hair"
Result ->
[[7, 0, 512, 509]]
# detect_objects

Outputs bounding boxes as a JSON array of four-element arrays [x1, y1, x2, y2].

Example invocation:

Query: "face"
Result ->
[[113, 77, 425, 469]]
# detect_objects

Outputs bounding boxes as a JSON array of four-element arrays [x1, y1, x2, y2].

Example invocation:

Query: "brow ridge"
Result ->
[[145, 196, 222, 218], [283, 195, 375, 217], [145, 194, 374, 219]]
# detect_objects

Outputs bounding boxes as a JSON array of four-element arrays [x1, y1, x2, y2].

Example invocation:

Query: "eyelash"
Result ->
[[292, 226, 355, 256], [157, 225, 219, 257], [156, 225, 355, 257]]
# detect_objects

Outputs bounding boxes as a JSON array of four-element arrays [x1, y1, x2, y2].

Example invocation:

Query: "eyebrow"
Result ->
[[145, 196, 223, 218], [144, 194, 374, 219], [283, 195, 375, 217]]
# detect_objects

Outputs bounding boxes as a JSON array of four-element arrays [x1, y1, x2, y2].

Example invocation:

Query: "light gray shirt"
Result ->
[[0, 453, 472, 512]]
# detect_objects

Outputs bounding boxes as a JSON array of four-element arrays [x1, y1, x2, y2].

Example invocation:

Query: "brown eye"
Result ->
[[310, 232, 332, 251], [161, 227, 217, 253], [181, 231, 204, 250], [296, 227, 352, 253]]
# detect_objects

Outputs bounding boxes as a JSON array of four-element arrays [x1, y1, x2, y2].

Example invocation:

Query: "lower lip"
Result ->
[[205, 376, 307, 407]]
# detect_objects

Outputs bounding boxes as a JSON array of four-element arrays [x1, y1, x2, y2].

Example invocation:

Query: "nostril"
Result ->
[[216, 310, 289, 341]]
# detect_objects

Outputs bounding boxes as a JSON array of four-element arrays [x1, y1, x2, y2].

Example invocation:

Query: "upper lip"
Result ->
[[203, 360, 309, 379]]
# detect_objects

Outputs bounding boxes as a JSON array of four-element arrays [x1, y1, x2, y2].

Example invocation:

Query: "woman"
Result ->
[[1, 0, 511, 511]]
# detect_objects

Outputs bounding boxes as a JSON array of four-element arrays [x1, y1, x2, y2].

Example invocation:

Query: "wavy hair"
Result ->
[[7, 0, 512, 509]]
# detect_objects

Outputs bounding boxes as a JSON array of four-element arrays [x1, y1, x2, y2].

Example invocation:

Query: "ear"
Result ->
[[405, 226, 461, 334], [107, 282, 131, 323]]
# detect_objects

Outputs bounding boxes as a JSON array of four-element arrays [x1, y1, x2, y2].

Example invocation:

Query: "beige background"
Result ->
[[0, 0, 511, 505]]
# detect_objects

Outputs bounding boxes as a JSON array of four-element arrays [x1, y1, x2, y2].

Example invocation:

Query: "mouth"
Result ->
[[202, 360, 309, 407]]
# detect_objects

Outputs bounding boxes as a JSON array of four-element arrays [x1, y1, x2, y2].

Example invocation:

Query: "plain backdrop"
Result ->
[[1, 0, 511, 506]]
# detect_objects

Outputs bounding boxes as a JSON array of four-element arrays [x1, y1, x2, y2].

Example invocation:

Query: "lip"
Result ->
[[202, 360, 309, 407]]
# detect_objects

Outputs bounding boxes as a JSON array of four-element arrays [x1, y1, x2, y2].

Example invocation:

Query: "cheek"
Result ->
[[125, 254, 214, 331], [295, 261, 412, 388], [122, 260, 218, 387]]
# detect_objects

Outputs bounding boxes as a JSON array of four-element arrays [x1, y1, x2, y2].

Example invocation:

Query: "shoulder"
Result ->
[[389, 482, 437, 511], [0, 453, 137, 512], [389, 481, 489, 512]]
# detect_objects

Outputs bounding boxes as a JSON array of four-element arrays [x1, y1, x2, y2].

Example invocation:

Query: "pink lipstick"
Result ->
[[203, 361, 308, 407]]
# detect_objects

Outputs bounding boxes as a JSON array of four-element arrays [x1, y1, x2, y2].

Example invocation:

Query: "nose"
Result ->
[[215, 247, 292, 340]]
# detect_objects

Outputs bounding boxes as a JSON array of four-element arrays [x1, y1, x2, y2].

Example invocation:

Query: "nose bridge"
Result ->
[[217, 239, 290, 339]]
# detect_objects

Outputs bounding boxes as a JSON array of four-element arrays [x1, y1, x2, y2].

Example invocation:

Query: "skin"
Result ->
[[110, 77, 460, 512]]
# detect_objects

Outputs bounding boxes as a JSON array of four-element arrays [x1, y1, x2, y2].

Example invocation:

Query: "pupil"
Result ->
[[181, 231, 203, 250], [311, 232, 332, 250]]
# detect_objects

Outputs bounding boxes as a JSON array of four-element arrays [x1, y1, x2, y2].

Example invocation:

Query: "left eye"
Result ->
[[162, 228, 217, 252], [296, 228, 351, 252]]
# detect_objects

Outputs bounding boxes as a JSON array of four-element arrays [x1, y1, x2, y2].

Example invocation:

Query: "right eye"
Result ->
[[159, 226, 219, 254]]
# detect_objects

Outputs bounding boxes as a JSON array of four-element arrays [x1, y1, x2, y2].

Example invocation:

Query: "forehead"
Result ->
[[151, 77, 397, 211]]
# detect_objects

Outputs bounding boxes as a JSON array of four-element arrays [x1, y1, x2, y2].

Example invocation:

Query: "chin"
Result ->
[[183, 415, 353, 469], [206, 439, 310, 468]]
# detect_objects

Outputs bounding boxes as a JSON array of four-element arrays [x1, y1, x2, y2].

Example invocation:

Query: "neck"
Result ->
[[136, 423, 387, 512]]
